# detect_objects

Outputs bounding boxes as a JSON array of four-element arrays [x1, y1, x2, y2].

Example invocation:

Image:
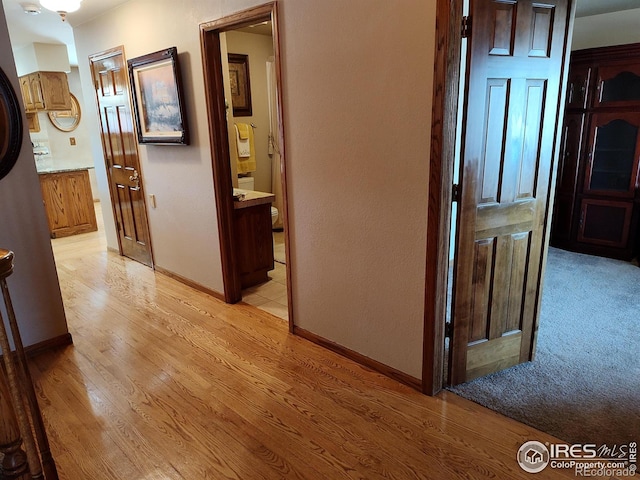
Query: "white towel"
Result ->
[[234, 125, 251, 158]]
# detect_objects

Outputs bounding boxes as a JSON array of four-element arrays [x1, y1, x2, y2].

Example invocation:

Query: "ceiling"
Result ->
[[1, 0, 130, 65], [1, 0, 639, 67]]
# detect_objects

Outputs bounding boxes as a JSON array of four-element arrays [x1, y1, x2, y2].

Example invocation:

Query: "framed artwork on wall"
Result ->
[[128, 47, 189, 145], [228, 53, 253, 117]]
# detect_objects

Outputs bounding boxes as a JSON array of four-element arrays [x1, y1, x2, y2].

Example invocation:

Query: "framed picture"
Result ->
[[128, 47, 189, 145], [228, 53, 252, 117]]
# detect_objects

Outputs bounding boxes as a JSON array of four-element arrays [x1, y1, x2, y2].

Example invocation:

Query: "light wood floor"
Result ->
[[34, 212, 578, 479]]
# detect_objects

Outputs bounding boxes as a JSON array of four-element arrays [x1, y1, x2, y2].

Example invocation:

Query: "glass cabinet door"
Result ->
[[584, 113, 640, 197], [594, 63, 640, 107]]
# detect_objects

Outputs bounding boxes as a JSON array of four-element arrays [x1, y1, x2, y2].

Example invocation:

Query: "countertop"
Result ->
[[37, 166, 94, 175], [233, 188, 275, 209]]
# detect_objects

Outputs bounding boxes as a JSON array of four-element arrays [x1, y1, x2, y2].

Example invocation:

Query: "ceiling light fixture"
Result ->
[[22, 4, 42, 15], [39, 0, 82, 22]]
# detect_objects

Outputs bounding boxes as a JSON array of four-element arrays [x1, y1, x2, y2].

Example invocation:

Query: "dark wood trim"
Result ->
[[24, 333, 73, 358], [571, 42, 640, 64], [200, 27, 244, 304], [154, 266, 226, 301], [200, 3, 275, 31], [293, 326, 422, 391], [269, 3, 294, 334], [422, 0, 462, 396]]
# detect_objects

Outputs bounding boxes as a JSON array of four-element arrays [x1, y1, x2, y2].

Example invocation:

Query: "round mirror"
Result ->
[[47, 93, 81, 132], [0, 67, 23, 181]]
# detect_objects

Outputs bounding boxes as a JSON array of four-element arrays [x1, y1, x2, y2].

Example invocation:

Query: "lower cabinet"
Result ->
[[39, 169, 98, 239], [234, 203, 274, 289], [577, 199, 634, 248]]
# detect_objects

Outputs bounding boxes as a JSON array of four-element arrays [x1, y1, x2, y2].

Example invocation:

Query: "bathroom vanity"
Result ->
[[233, 189, 275, 288], [38, 168, 97, 238]]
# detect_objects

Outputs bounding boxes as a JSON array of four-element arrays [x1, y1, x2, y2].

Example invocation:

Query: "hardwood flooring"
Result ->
[[32, 213, 580, 479]]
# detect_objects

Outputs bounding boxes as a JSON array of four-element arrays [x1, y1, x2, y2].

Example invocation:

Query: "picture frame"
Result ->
[[228, 53, 253, 117], [128, 47, 189, 145]]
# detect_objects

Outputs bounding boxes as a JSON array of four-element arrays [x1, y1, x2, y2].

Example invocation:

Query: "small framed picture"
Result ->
[[228, 53, 253, 117], [128, 47, 189, 145]]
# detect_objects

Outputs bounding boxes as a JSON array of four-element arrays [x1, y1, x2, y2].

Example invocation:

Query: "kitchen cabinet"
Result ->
[[551, 43, 640, 260], [26, 112, 40, 133], [39, 169, 97, 239], [18, 72, 71, 113]]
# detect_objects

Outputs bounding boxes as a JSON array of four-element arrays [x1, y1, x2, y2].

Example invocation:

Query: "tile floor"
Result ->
[[241, 232, 288, 322]]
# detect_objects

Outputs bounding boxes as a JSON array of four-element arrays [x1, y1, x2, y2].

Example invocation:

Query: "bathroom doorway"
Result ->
[[200, 3, 292, 328]]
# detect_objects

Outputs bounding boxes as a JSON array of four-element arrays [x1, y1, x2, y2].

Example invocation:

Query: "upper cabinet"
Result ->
[[551, 43, 640, 261], [18, 71, 71, 113], [594, 63, 640, 108]]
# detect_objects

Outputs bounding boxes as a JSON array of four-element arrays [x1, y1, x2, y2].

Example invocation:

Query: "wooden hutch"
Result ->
[[551, 43, 640, 260]]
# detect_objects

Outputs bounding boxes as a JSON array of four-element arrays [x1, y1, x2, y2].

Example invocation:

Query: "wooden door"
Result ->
[[449, 0, 572, 385], [89, 47, 153, 267]]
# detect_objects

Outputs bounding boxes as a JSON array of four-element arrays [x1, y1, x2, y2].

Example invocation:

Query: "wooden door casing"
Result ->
[[449, 0, 573, 384], [89, 47, 153, 267]]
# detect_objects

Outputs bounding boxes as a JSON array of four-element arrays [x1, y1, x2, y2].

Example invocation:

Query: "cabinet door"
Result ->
[[551, 113, 585, 244], [577, 198, 633, 248], [594, 63, 640, 108], [39, 174, 70, 236], [566, 65, 591, 110], [583, 112, 640, 197], [18, 76, 36, 112], [38, 72, 71, 110], [28, 74, 45, 110], [39, 171, 97, 238]]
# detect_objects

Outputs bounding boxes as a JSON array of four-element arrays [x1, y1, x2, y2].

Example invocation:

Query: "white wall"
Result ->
[[572, 8, 640, 50], [0, 7, 69, 347], [30, 68, 95, 172], [282, 1, 434, 378], [70, 0, 435, 379]]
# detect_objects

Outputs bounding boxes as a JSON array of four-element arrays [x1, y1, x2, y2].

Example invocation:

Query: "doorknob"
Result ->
[[129, 170, 139, 183]]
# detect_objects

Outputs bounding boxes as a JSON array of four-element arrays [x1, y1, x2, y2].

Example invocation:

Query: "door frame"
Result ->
[[200, 2, 293, 330], [89, 45, 155, 268], [424, 0, 576, 394], [423, 0, 463, 395]]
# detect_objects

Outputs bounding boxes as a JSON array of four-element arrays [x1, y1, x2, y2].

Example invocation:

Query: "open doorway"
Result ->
[[200, 3, 292, 328]]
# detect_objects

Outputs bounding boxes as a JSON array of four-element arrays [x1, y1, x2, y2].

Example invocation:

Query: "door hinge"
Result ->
[[445, 322, 453, 339], [462, 15, 472, 38], [452, 183, 461, 203]]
